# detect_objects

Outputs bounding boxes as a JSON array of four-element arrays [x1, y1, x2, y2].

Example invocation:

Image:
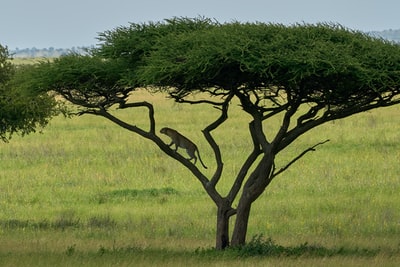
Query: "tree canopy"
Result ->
[[16, 18, 400, 249], [140, 21, 400, 113], [136, 21, 400, 156]]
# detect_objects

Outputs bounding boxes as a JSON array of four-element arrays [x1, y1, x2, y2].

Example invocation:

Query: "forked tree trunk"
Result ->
[[230, 156, 275, 247]]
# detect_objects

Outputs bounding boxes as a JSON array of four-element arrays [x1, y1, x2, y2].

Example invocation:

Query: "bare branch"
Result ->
[[204, 92, 234, 187], [90, 107, 151, 137], [235, 90, 271, 150], [272, 139, 330, 178], [261, 103, 289, 121], [176, 98, 227, 106], [119, 101, 156, 134], [271, 101, 300, 152], [297, 104, 324, 126], [170, 92, 229, 106]]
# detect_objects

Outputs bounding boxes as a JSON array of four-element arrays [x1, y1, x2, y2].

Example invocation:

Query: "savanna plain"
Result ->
[[0, 89, 399, 266]]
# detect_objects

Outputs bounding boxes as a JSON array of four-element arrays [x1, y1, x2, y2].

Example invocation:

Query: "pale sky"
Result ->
[[1, 0, 399, 49]]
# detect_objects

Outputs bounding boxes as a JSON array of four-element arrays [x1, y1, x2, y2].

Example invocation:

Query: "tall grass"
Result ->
[[0, 90, 399, 265]]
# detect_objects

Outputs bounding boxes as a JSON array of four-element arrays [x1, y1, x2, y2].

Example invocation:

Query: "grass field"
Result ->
[[9, 57, 45, 65], [0, 90, 399, 266]]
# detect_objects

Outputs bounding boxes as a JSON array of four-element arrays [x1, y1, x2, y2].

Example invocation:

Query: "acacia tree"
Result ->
[[0, 44, 58, 142], [23, 18, 400, 249]]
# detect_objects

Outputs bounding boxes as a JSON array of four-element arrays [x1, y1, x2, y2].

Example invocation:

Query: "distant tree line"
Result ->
[[370, 29, 400, 43], [10, 46, 89, 58]]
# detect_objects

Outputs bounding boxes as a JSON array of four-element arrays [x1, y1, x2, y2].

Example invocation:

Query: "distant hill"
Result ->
[[9, 29, 400, 58]]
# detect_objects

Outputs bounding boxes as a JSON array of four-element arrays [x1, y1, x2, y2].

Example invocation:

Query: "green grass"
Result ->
[[0, 90, 399, 266]]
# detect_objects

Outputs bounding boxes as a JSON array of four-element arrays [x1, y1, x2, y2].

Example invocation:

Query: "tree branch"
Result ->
[[297, 103, 324, 126], [227, 120, 262, 203], [169, 91, 230, 106], [272, 139, 330, 178], [82, 107, 151, 137], [261, 103, 289, 120], [204, 92, 234, 187], [235, 90, 270, 151], [118, 101, 156, 134], [277, 94, 400, 154], [81, 106, 221, 201], [271, 102, 300, 152]]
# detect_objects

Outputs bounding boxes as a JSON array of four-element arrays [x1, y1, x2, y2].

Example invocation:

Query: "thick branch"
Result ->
[[261, 103, 290, 121], [235, 91, 270, 151], [271, 102, 300, 152], [81, 107, 151, 137], [243, 153, 275, 202], [204, 92, 234, 187], [272, 139, 330, 178], [169, 89, 230, 106], [227, 120, 262, 203], [77, 101, 156, 134], [173, 98, 229, 106], [297, 104, 324, 126]]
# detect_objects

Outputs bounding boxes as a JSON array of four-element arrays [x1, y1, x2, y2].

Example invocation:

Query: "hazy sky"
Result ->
[[1, 0, 399, 49]]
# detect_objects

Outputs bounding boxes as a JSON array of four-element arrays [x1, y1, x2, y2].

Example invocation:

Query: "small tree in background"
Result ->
[[0, 44, 59, 142], [20, 18, 400, 249]]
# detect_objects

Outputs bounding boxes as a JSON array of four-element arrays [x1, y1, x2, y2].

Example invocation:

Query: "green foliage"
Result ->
[[0, 45, 14, 83], [96, 17, 216, 63], [0, 45, 59, 142], [34, 56, 125, 91], [18, 18, 218, 109], [22, 18, 400, 117], [16, 56, 130, 109], [141, 21, 400, 108]]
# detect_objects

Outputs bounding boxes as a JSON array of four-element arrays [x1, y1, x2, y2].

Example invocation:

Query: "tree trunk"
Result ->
[[230, 195, 252, 247], [230, 156, 274, 247], [215, 202, 231, 250]]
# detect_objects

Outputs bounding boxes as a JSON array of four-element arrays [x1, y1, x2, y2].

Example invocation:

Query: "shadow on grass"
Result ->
[[94, 187, 179, 204], [199, 235, 382, 258], [0, 213, 116, 231], [88, 235, 383, 260], [0, 237, 394, 266]]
